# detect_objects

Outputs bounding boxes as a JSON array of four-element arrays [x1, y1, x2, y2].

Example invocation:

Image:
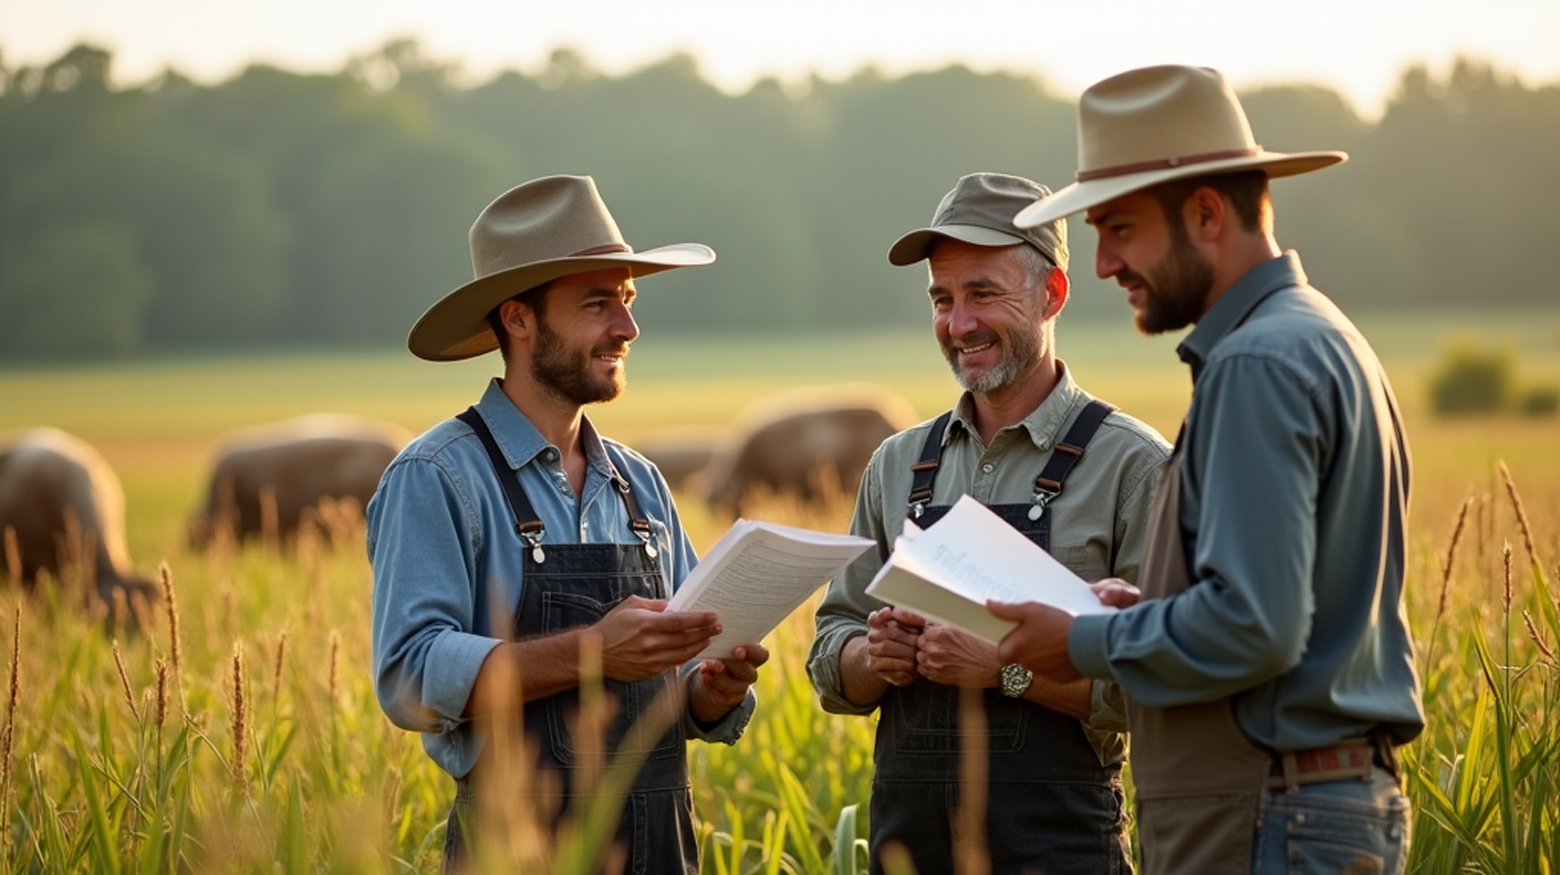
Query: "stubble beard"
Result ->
[[530, 317, 626, 406], [1131, 219, 1216, 336], [943, 314, 1047, 395]]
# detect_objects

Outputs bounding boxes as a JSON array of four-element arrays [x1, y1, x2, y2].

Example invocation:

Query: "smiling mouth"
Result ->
[[956, 341, 994, 356]]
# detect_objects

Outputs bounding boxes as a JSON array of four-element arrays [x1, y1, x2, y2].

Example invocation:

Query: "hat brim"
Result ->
[[408, 243, 715, 361], [887, 224, 1027, 266], [1014, 150, 1346, 229]]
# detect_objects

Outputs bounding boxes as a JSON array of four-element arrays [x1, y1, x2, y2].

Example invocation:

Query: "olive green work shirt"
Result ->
[[807, 362, 1171, 766]]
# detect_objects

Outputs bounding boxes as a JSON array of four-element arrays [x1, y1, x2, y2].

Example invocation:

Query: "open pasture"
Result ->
[[0, 309, 1557, 873]]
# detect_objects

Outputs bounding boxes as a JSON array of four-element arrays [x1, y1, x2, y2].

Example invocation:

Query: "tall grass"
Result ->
[[1, 459, 1555, 873]]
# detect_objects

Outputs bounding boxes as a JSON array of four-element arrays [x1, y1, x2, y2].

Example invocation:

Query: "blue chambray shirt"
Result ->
[[368, 378, 754, 779], [1069, 252, 1424, 752]]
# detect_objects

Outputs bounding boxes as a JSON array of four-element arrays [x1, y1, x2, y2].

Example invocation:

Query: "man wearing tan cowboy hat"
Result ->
[[987, 66, 1423, 874], [368, 175, 766, 873], [808, 172, 1169, 875]]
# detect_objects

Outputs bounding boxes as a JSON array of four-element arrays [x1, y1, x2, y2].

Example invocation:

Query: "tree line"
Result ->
[[1, 41, 1556, 361]]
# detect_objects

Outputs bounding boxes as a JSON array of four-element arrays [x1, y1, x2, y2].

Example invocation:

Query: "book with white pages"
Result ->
[[667, 518, 873, 659], [865, 493, 1116, 645]]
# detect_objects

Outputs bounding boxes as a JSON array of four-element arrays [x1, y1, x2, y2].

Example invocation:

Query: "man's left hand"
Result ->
[[987, 600, 1082, 683], [915, 624, 1001, 688], [691, 644, 769, 722]]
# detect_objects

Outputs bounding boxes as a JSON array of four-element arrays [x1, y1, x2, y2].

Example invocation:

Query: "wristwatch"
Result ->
[[999, 663, 1033, 698]]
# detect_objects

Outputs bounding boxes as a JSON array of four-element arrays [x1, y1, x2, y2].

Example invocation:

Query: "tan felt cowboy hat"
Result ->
[[408, 174, 715, 361], [1014, 65, 1346, 229]]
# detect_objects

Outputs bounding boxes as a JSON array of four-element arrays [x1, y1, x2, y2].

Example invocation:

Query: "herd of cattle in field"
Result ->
[[0, 385, 916, 621]]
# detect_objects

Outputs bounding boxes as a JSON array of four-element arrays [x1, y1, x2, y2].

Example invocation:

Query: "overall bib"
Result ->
[[445, 409, 699, 875], [1128, 442, 1270, 875], [870, 402, 1131, 875]]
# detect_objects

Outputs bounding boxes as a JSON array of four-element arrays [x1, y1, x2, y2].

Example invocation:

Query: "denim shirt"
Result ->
[[1069, 252, 1424, 752], [369, 378, 755, 779]]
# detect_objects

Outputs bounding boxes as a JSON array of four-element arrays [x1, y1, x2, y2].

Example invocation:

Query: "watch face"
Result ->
[[1001, 663, 1032, 697]]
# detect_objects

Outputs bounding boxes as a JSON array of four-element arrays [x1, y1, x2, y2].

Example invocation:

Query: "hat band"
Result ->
[[1075, 146, 1262, 182], [570, 243, 633, 256]]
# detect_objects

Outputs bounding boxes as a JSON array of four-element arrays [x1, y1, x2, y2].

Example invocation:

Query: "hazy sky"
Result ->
[[4, 0, 1558, 118]]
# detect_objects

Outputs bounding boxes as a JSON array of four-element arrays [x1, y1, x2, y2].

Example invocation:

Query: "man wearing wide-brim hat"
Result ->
[[368, 175, 766, 873], [988, 66, 1423, 874]]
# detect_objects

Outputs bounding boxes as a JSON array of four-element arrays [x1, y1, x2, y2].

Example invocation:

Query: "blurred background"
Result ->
[[1, 0, 1558, 362]]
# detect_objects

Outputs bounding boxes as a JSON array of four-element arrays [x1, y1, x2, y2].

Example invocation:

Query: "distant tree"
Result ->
[[0, 223, 152, 360]]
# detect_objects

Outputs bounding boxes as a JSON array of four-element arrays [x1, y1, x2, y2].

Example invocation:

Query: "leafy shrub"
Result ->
[[1519, 385, 1559, 417], [1429, 342, 1513, 416]]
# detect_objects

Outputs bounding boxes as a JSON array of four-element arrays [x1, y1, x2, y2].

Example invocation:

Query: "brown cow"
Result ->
[[0, 427, 157, 622], [702, 385, 920, 517], [190, 413, 411, 547]]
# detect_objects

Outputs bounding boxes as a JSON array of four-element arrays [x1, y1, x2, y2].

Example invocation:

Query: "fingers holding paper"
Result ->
[[692, 643, 770, 721], [915, 623, 1001, 688], [987, 600, 1082, 683], [866, 605, 924, 686], [1089, 578, 1141, 609]]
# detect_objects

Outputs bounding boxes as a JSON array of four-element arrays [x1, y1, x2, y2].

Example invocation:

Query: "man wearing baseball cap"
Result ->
[[989, 66, 1423, 874], [809, 172, 1169, 874], [369, 175, 765, 873]]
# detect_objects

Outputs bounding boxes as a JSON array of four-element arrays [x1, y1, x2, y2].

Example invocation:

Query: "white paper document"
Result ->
[[865, 494, 1115, 645], [667, 519, 873, 658]]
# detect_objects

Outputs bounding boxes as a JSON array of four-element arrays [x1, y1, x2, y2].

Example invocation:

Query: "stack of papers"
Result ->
[[668, 519, 872, 658], [865, 494, 1115, 644]]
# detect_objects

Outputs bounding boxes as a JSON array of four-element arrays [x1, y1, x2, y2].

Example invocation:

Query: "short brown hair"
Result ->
[[485, 285, 550, 364], [1147, 169, 1269, 233]]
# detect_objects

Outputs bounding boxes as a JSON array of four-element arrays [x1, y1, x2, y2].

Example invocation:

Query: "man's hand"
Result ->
[[595, 596, 719, 682], [690, 644, 770, 724], [986, 600, 1081, 683], [1089, 578, 1141, 609], [865, 605, 926, 687], [915, 623, 1001, 688]]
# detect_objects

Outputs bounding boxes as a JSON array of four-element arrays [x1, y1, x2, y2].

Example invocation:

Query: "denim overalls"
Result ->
[[444, 408, 699, 874], [870, 401, 1131, 875]]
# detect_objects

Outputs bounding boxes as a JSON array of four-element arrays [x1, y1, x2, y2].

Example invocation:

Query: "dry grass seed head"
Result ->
[[111, 639, 139, 721]]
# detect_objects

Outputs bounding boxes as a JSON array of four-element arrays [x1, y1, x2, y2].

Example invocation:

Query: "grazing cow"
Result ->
[[703, 385, 920, 517], [190, 413, 411, 547], [0, 427, 157, 622]]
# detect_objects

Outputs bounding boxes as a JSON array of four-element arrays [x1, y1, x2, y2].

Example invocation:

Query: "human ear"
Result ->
[[1042, 268, 1070, 320], [1185, 187, 1226, 240]]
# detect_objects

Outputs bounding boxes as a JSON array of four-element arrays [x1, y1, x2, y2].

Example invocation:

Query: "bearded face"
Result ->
[[529, 310, 629, 405]]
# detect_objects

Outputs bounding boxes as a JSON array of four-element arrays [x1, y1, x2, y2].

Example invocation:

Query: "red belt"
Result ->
[[1266, 736, 1394, 791]]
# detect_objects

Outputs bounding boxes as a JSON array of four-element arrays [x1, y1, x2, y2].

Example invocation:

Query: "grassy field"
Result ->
[[1, 310, 1558, 873]]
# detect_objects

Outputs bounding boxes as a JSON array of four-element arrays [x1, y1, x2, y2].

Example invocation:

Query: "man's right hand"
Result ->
[[594, 595, 719, 682], [864, 605, 926, 687]]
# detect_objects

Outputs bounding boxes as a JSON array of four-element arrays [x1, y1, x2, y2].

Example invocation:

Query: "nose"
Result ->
[[612, 300, 640, 342], [1095, 243, 1122, 281], [947, 297, 979, 336]]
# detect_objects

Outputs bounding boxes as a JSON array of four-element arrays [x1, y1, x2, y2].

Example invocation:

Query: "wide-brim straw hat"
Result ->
[[408, 175, 715, 361], [1015, 65, 1346, 229]]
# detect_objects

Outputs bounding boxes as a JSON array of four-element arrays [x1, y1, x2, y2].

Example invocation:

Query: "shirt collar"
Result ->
[[1177, 251, 1307, 381], [474, 377, 613, 476], [948, 360, 1086, 450]]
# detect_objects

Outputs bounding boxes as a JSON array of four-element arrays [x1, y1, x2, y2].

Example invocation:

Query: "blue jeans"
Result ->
[[1252, 767, 1409, 874]]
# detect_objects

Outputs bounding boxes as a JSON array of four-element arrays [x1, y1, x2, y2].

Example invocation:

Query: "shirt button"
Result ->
[[1038, 441, 1050, 451], [543, 449, 558, 462], [981, 463, 994, 473]]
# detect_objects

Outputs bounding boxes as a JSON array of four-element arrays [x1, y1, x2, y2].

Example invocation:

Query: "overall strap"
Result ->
[[456, 407, 544, 546], [907, 411, 955, 519], [1024, 399, 1114, 521], [602, 444, 658, 556]]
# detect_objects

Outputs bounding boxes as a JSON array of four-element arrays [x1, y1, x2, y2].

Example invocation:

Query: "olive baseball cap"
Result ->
[[887, 172, 1068, 272]]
